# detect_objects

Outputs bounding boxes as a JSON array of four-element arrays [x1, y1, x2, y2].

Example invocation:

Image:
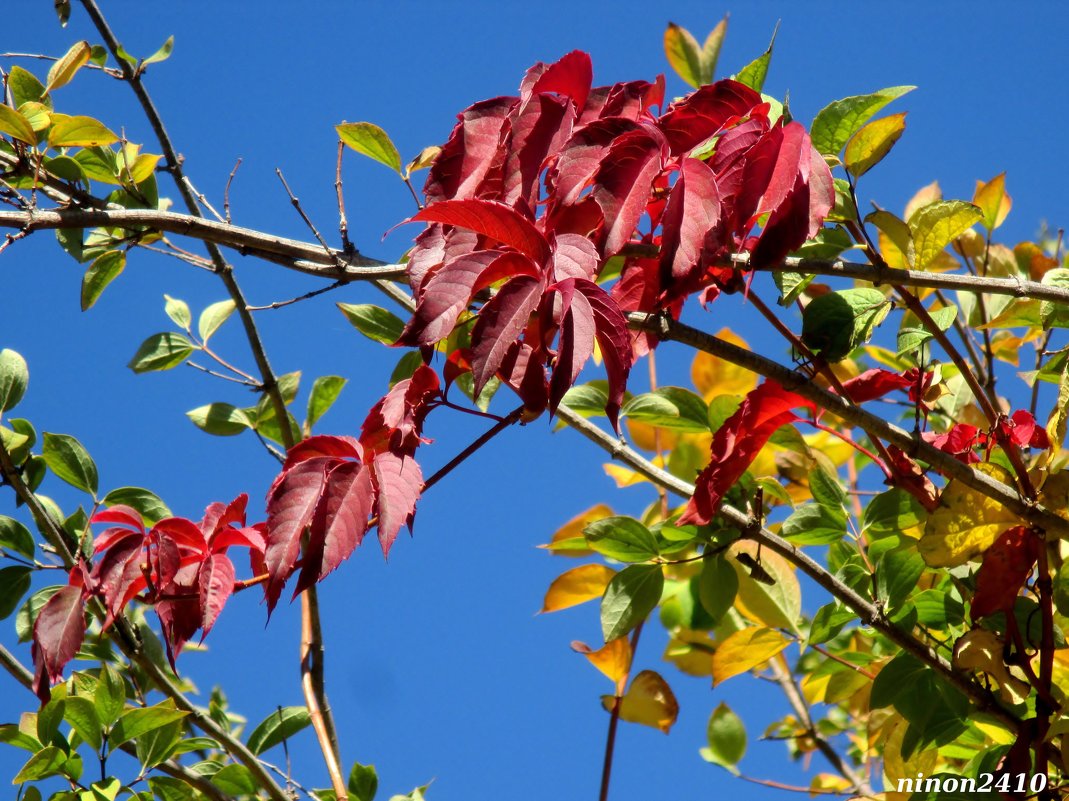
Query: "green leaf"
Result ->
[[246, 706, 311, 755], [560, 383, 609, 418], [45, 41, 91, 93], [0, 104, 37, 145], [338, 303, 405, 345], [862, 489, 924, 537], [843, 113, 906, 178], [664, 22, 703, 88], [336, 122, 403, 175], [909, 200, 983, 270], [306, 376, 347, 430], [16, 586, 62, 642], [80, 250, 126, 311], [871, 652, 927, 709], [697, 555, 737, 622], [163, 295, 191, 329], [808, 464, 846, 509], [583, 516, 659, 562], [800, 288, 890, 361], [601, 564, 664, 641], [877, 547, 925, 612], [389, 351, 423, 387], [63, 696, 102, 751], [128, 332, 196, 373], [701, 702, 746, 771], [810, 86, 915, 156], [197, 300, 236, 342], [808, 602, 854, 645], [8, 67, 49, 109], [0, 516, 35, 558], [13, 745, 66, 783], [1040, 269, 1069, 329], [42, 432, 98, 495], [143, 36, 175, 66], [109, 702, 188, 747], [0, 567, 32, 620], [101, 487, 170, 527], [186, 403, 252, 436], [0, 348, 29, 413], [781, 503, 846, 545], [348, 761, 378, 801], [699, 16, 729, 85], [622, 387, 710, 432], [135, 719, 182, 769], [0, 723, 43, 753], [732, 22, 777, 93], [212, 764, 257, 796], [148, 776, 197, 801], [95, 663, 126, 727], [48, 115, 119, 148]]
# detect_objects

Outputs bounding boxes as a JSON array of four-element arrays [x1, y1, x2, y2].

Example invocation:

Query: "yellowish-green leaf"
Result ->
[[405, 145, 441, 177], [45, 40, 91, 93], [198, 299, 236, 342], [128, 152, 162, 184], [918, 463, 1023, 567], [866, 209, 912, 269], [664, 22, 703, 89], [540, 564, 616, 613], [8, 66, 49, 109], [843, 112, 906, 178], [711, 627, 789, 684], [973, 172, 1012, 232], [18, 102, 51, 133], [573, 637, 631, 685], [730, 542, 801, 633], [732, 23, 778, 94], [541, 504, 612, 557], [80, 250, 126, 311], [904, 180, 942, 222], [700, 16, 729, 85], [48, 116, 119, 148], [810, 85, 915, 157], [909, 200, 983, 270], [143, 36, 175, 66], [336, 122, 402, 175], [0, 104, 37, 145], [601, 670, 678, 733], [691, 328, 757, 400]]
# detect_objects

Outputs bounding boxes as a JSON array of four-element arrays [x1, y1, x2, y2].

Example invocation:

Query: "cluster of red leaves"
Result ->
[[970, 526, 1040, 620], [32, 496, 264, 700], [924, 410, 1050, 464], [398, 51, 832, 427], [262, 365, 440, 611]]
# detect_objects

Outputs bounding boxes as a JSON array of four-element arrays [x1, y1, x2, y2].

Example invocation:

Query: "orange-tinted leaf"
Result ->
[[542, 504, 612, 557], [602, 669, 679, 733], [690, 329, 757, 400], [970, 526, 1039, 619], [540, 564, 616, 613], [973, 172, 1012, 232], [711, 627, 789, 684], [572, 637, 632, 685]]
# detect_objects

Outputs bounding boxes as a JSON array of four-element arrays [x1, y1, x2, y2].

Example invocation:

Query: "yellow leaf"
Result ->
[[908, 200, 983, 271], [541, 503, 612, 557], [663, 630, 715, 677], [952, 629, 1030, 705], [47, 115, 119, 148], [844, 113, 907, 178], [540, 564, 616, 613], [811, 774, 853, 796], [882, 718, 938, 791], [917, 463, 1023, 567], [405, 145, 441, 177], [711, 627, 789, 684], [574, 637, 632, 685], [664, 22, 703, 89], [0, 104, 36, 145], [730, 541, 801, 633], [602, 669, 679, 733], [604, 457, 665, 488], [973, 172, 1012, 232], [903, 180, 942, 222], [45, 40, 91, 93], [691, 329, 757, 400], [625, 418, 678, 451]]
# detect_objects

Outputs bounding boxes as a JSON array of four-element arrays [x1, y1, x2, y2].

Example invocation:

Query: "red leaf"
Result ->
[[471, 274, 545, 395], [264, 457, 332, 612], [412, 199, 549, 263], [90, 537, 144, 626], [407, 225, 482, 300], [680, 381, 813, 525], [577, 279, 633, 431], [591, 127, 666, 256], [581, 78, 664, 125], [504, 94, 573, 210], [200, 494, 248, 543], [92, 525, 141, 555], [549, 280, 596, 416], [31, 584, 86, 701], [398, 251, 537, 346], [360, 365, 440, 457], [548, 117, 641, 206], [497, 341, 549, 418], [283, 435, 363, 470], [970, 526, 1039, 619], [551, 234, 601, 282], [1002, 410, 1051, 450], [530, 50, 593, 113], [198, 553, 236, 637], [372, 452, 423, 558], [885, 446, 939, 511], [90, 505, 145, 534], [211, 526, 265, 555], [658, 158, 723, 299], [297, 461, 374, 593], [839, 369, 913, 404], [152, 517, 207, 556], [155, 565, 201, 667], [657, 80, 763, 155], [424, 96, 516, 203]]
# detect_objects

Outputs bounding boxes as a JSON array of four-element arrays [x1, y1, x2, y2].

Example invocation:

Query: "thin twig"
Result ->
[[246, 279, 346, 312], [224, 158, 241, 224], [334, 141, 352, 253], [599, 622, 644, 801], [181, 175, 225, 223]]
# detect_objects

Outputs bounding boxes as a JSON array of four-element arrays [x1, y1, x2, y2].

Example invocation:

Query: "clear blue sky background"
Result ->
[[3, 2, 1069, 800]]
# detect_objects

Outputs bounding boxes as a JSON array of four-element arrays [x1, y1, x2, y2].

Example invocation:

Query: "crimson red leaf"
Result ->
[[297, 461, 375, 593], [547, 117, 641, 207], [970, 526, 1039, 619], [885, 445, 939, 511], [504, 93, 572, 210], [424, 96, 516, 203], [360, 365, 440, 457], [530, 50, 593, 113], [578, 280, 633, 430], [31, 584, 86, 701], [658, 158, 723, 298], [549, 280, 596, 416], [152, 517, 207, 555], [412, 199, 549, 263], [471, 275, 544, 395], [372, 452, 423, 558], [200, 494, 248, 543], [91, 537, 144, 625], [839, 369, 913, 404], [92, 525, 141, 555], [264, 457, 332, 611], [199, 553, 236, 637], [497, 341, 549, 419], [283, 435, 363, 470], [407, 225, 482, 299], [657, 79, 763, 155], [551, 233, 601, 282], [90, 505, 145, 534], [155, 565, 201, 667], [211, 526, 265, 555], [581, 78, 664, 124], [735, 122, 807, 231], [680, 381, 813, 525], [591, 127, 666, 256]]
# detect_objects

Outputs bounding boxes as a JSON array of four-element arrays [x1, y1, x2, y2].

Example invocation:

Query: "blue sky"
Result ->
[[3, 2, 1069, 800]]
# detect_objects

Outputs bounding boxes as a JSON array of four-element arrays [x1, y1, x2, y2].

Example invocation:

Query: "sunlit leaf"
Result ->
[[810, 85, 914, 156], [337, 121, 403, 175], [541, 564, 616, 613], [843, 113, 906, 178], [602, 669, 678, 733], [909, 200, 983, 270], [572, 637, 631, 685], [45, 40, 91, 93], [711, 626, 789, 684], [701, 702, 745, 771], [48, 116, 119, 148], [973, 172, 1011, 232], [664, 22, 703, 89]]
